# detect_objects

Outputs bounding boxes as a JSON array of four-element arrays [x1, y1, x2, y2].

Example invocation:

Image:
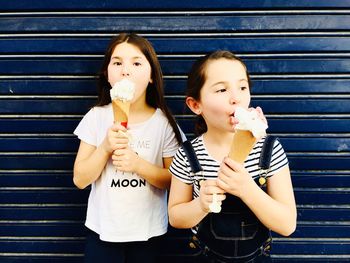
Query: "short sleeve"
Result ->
[[73, 108, 98, 146], [162, 122, 184, 158], [169, 146, 193, 185], [267, 139, 289, 177]]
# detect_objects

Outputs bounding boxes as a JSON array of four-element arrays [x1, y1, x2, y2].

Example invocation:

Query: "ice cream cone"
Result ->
[[228, 130, 257, 163], [112, 99, 131, 128]]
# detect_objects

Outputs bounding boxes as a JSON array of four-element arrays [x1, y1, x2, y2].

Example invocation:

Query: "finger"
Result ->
[[256, 106, 263, 114], [205, 185, 226, 195], [112, 122, 127, 132], [115, 148, 128, 157], [115, 138, 129, 145], [217, 193, 226, 201], [204, 180, 218, 186], [223, 157, 245, 173], [116, 131, 130, 139], [216, 178, 231, 192]]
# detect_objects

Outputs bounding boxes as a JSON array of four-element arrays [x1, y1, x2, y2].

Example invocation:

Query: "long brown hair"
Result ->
[[186, 50, 252, 136], [95, 33, 182, 143]]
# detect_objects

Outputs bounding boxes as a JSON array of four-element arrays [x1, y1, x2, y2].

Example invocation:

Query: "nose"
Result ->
[[229, 89, 240, 105], [121, 64, 130, 77]]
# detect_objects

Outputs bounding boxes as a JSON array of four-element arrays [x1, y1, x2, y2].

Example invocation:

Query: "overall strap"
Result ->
[[259, 135, 278, 170], [182, 140, 203, 173], [183, 136, 278, 174]]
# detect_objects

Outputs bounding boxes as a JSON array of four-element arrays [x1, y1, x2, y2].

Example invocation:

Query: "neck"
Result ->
[[203, 129, 234, 161], [128, 98, 155, 124]]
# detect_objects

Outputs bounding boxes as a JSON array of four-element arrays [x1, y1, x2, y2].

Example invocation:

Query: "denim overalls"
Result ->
[[182, 136, 277, 263]]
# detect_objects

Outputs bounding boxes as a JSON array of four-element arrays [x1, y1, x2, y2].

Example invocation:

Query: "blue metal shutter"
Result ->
[[1, 1, 349, 262]]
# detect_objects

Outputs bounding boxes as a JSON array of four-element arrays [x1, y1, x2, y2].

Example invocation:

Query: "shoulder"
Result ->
[[82, 104, 111, 119], [245, 136, 288, 178], [153, 108, 168, 122], [259, 136, 289, 176], [91, 104, 111, 115]]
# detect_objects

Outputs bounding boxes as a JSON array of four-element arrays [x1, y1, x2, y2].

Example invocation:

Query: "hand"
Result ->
[[102, 123, 129, 153], [198, 180, 226, 213], [248, 106, 268, 127], [216, 157, 255, 199], [112, 146, 139, 173]]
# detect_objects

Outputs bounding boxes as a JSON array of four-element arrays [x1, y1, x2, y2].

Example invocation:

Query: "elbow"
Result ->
[[73, 176, 85, 189], [168, 211, 177, 228], [73, 171, 87, 189], [280, 224, 296, 237], [279, 219, 297, 237], [168, 209, 182, 229], [169, 218, 183, 228]]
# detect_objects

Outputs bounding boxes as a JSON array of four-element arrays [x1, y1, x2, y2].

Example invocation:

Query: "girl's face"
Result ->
[[107, 42, 152, 104], [198, 58, 251, 132]]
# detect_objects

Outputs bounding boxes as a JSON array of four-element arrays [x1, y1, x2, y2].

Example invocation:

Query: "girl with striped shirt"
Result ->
[[168, 51, 296, 262]]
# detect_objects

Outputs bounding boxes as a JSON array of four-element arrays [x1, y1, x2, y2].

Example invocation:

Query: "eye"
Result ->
[[216, 88, 227, 93], [113, 61, 122, 66], [134, 62, 142, 66], [240, 86, 248, 91]]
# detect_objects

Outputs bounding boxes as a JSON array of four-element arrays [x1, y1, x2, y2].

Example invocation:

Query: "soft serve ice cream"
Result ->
[[234, 107, 268, 138], [209, 107, 268, 213], [228, 106, 268, 163], [110, 79, 135, 128], [110, 79, 135, 102]]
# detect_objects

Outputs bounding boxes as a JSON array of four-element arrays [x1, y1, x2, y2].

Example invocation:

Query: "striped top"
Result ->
[[170, 135, 288, 199]]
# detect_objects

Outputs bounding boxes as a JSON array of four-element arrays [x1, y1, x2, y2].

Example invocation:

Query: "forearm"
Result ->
[[242, 183, 297, 236], [135, 157, 171, 189], [73, 145, 111, 189], [169, 197, 208, 229]]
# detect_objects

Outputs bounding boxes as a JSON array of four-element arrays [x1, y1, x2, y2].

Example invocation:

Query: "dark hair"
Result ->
[[95, 33, 182, 143], [186, 50, 252, 136]]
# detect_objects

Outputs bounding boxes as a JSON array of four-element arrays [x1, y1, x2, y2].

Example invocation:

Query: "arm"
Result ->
[[73, 141, 110, 189], [243, 166, 296, 236], [168, 177, 226, 229], [217, 158, 297, 236], [112, 148, 173, 189], [135, 156, 173, 189], [73, 123, 128, 189]]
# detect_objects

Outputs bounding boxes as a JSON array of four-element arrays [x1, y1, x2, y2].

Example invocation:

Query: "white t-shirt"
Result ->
[[74, 104, 180, 242]]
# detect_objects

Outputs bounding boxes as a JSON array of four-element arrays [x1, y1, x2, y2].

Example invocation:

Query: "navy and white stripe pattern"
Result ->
[[170, 135, 288, 199]]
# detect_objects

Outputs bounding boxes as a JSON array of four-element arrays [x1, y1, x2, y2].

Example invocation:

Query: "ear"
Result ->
[[186, 97, 202, 115]]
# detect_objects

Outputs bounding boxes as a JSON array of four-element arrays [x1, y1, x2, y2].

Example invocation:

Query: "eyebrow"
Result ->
[[111, 56, 143, 60], [210, 79, 248, 87]]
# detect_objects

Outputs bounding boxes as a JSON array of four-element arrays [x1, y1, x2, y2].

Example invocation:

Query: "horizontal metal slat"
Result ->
[[1, 78, 350, 96], [1, 98, 349, 115], [0, 189, 88, 204], [2, 1, 350, 11], [1, 15, 350, 33], [3, 36, 350, 54], [2, 58, 350, 75], [0, 240, 84, 253], [1, 117, 350, 134], [0, 155, 349, 170], [0, 137, 349, 153], [0, 187, 349, 205]]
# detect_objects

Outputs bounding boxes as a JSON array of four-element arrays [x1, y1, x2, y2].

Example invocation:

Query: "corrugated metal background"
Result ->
[[1, 1, 350, 262]]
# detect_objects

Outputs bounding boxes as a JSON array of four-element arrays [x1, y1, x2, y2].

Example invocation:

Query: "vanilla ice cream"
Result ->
[[234, 107, 268, 138], [110, 79, 135, 102], [228, 107, 268, 163], [110, 79, 136, 128]]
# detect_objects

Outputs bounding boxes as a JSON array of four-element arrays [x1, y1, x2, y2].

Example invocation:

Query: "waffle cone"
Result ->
[[228, 130, 257, 163], [112, 99, 131, 125]]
